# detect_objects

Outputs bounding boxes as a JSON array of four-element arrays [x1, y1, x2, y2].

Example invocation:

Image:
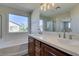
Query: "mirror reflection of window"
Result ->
[[39, 20, 43, 32], [46, 20, 53, 31], [63, 21, 71, 32]]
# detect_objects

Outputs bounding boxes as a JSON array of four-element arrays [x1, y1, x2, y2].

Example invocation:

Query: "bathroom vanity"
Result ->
[[28, 35, 71, 56], [28, 34, 79, 56]]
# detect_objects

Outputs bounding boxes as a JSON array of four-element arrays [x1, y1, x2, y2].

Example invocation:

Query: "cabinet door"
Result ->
[[44, 48, 56, 56], [35, 40, 41, 56], [41, 43, 56, 56], [41, 43, 70, 56], [28, 36, 35, 56]]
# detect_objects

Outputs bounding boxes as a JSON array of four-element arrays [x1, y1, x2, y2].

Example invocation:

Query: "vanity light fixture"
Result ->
[[40, 3, 55, 11]]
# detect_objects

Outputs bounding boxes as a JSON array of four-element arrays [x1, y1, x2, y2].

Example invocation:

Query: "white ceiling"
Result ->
[[0, 3, 78, 16], [0, 3, 40, 12]]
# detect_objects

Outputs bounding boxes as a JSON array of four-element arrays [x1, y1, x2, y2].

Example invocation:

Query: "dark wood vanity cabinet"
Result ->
[[28, 36, 35, 56], [28, 36, 71, 56], [35, 40, 41, 56], [41, 43, 70, 56]]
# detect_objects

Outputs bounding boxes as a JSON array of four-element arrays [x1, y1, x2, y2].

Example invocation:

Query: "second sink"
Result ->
[[58, 38, 79, 46]]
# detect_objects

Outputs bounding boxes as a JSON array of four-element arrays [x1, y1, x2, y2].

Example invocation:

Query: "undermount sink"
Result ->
[[58, 38, 79, 46]]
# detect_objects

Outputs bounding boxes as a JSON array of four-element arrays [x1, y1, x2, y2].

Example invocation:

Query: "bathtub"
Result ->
[[0, 39, 28, 56]]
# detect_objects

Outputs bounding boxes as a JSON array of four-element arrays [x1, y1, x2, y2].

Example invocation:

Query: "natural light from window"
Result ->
[[9, 14, 28, 32], [39, 20, 43, 32]]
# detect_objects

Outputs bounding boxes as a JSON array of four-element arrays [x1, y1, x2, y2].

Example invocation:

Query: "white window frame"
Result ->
[[8, 13, 29, 33]]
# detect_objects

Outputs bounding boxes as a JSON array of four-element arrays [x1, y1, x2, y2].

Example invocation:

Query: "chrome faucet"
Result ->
[[69, 29, 72, 39], [63, 31, 66, 38], [58, 33, 61, 38], [69, 35, 72, 39]]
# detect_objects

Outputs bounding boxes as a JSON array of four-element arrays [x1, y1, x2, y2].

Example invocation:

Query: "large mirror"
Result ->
[[40, 13, 71, 32], [40, 3, 79, 33]]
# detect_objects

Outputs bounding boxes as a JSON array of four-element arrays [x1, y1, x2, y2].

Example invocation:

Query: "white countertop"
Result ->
[[29, 34, 79, 56]]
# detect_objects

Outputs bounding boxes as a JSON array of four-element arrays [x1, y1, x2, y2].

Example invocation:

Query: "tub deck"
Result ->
[[0, 39, 28, 56]]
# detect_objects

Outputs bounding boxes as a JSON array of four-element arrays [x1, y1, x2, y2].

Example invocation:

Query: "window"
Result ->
[[9, 14, 28, 32], [46, 20, 53, 31], [63, 21, 71, 32], [39, 20, 43, 32]]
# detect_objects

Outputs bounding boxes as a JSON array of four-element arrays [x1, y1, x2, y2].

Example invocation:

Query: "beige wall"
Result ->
[[70, 4, 79, 33]]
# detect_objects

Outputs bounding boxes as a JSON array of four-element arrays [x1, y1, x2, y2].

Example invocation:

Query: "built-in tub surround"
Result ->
[[29, 33, 79, 56], [0, 7, 30, 56], [0, 39, 28, 56]]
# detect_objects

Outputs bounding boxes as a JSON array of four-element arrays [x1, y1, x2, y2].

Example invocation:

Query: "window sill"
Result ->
[[8, 32, 28, 34]]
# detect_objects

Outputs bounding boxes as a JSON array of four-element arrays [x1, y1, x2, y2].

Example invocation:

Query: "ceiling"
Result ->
[[0, 3, 78, 16], [0, 3, 40, 12]]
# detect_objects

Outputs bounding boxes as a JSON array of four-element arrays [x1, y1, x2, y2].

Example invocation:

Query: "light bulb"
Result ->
[[44, 3, 46, 7], [43, 3, 47, 11], [40, 6, 43, 10], [47, 4, 50, 9], [44, 7, 46, 11], [52, 3, 54, 7], [40, 3, 56, 11]]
